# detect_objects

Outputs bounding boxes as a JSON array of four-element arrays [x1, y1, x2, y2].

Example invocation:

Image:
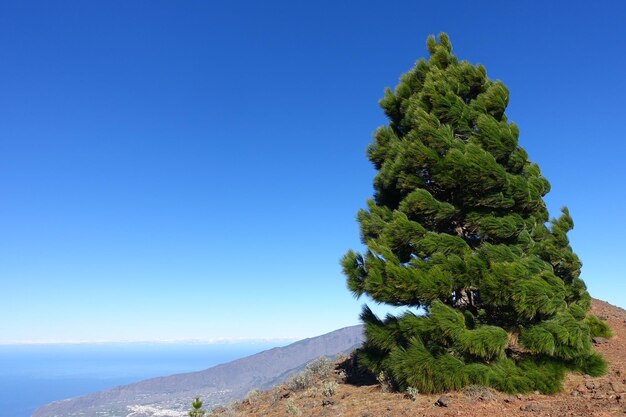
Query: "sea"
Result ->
[[0, 341, 282, 417]]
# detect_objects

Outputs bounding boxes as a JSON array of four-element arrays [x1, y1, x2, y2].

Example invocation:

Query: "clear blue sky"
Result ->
[[1, 1, 625, 343]]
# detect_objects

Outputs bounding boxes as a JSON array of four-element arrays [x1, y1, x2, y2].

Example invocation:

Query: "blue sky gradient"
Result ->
[[1, 1, 625, 343]]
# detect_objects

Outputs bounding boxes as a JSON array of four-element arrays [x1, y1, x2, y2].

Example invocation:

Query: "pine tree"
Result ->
[[342, 33, 611, 394], [189, 397, 206, 417]]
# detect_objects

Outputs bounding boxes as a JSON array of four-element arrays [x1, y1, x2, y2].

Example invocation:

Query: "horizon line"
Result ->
[[0, 336, 302, 346]]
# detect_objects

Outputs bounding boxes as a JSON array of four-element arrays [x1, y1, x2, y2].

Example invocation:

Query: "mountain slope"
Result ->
[[212, 299, 626, 417], [32, 325, 364, 417]]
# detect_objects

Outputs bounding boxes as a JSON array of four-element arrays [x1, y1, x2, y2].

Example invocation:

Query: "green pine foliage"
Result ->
[[189, 397, 206, 417], [585, 315, 613, 338], [342, 33, 609, 394]]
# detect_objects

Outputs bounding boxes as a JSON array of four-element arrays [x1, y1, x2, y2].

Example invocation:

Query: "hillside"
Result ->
[[212, 299, 626, 417], [32, 325, 364, 417]]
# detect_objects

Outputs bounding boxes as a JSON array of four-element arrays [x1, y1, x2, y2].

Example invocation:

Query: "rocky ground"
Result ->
[[212, 299, 626, 417]]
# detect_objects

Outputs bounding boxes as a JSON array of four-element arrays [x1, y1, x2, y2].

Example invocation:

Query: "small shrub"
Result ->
[[222, 402, 240, 417], [462, 384, 495, 400], [287, 369, 314, 391], [287, 357, 336, 392], [269, 387, 283, 406], [209, 402, 240, 417], [219, 408, 239, 417], [286, 399, 301, 416], [337, 369, 347, 382], [307, 357, 335, 379], [244, 388, 260, 404], [322, 380, 338, 397], [377, 371, 393, 393], [405, 386, 419, 401]]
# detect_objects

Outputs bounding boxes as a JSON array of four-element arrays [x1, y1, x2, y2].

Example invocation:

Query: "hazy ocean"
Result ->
[[0, 342, 280, 417]]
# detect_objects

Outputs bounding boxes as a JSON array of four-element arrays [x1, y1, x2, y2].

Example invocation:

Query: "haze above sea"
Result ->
[[0, 341, 285, 417]]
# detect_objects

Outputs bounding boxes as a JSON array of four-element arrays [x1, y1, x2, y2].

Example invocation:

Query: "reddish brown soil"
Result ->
[[214, 299, 626, 417]]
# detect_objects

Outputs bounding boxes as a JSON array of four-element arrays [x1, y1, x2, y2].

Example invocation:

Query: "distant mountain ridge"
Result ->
[[32, 325, 364, 417]]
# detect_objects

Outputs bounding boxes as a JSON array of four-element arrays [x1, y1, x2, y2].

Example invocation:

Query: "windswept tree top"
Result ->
[[342, 33, 610, 394]]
